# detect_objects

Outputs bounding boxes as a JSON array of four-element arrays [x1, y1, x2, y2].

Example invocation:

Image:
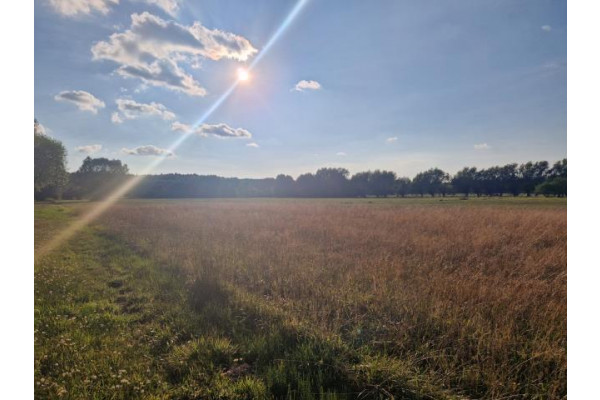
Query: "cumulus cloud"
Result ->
[[122, 145, 173, 156], [386, 137, 398, 143], [246, 142, 259, 148], [112, 98, 175, 123], [116, 59, 207, 96], [171, 121, 191, 132], [142, 0, 179, 16], [48, 0, 119, 17], [76, 144, 102, 154], [171, 121, 252, 139], [293, 80, 321, 92], [541, 25, 552, 32], [474, 143, 491, 150], [54, 90, 105, 113], [195, 123, 251, 139], [92, 12, 257, 96]]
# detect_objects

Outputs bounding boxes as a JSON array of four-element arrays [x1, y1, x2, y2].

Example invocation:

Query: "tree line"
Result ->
[[34, 121, 567, 200]]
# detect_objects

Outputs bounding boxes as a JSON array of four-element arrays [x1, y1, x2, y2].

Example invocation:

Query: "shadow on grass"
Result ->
[[178, 269, 443, 400]]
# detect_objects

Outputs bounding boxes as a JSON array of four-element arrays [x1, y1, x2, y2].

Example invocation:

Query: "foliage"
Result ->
[[34, 119, 68, 200], [65, 156, 130, 200], [412, 168, 450, 196], [535, 176, 567, 196], [54, 156, 567, 200]]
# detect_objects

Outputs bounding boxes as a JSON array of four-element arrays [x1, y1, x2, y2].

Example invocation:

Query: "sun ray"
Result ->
[[35, 0, 310, 262]]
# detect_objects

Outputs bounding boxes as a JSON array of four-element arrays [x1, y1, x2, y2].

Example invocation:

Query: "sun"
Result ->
[[237, 67, 250, 82]]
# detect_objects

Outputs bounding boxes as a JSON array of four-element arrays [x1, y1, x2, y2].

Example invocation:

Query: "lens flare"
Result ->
[[35, 0, 310, 262], [237, 68, 249, 82]]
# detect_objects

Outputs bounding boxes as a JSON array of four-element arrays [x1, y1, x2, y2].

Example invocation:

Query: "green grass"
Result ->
[[35, 204, 461, 399]]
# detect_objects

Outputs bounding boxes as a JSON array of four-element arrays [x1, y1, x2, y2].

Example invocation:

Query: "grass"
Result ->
[[35, 197, 566, 399]]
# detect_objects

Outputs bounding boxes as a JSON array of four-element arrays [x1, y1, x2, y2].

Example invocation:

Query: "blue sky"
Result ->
[[34, 0, 566, 178]]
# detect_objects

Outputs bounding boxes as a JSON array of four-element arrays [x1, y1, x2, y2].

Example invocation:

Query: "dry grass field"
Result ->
[[35, 198, 566, 399]]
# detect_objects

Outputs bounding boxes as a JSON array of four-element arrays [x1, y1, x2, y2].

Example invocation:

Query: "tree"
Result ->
[[34, 119, 68, 200], [67, 157, 129, 199], [535, 159, 566, 197], [350, 172, 371, 197], [519, 161, 549, 196], [452, 167, 477, 196], [274, 174, 295, 197], [499, 163, 520, 196], [76, 156, 129, 175], [412, 168, 450, 197], [478, 166, 505, 196], [314, 168, 350, 197], [549, 159, 567, 178], [370, 170, 397, 197], [394, 177, 411, 197], [535, 177, 567, 197], [296, 173, 317, 197]]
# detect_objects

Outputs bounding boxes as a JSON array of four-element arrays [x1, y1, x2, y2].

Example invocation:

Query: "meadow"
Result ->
[[34, 197, 566, 399]]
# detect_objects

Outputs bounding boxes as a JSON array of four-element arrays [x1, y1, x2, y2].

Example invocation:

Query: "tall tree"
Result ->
[[536, 159, 566, 197], [519, 161, 549, 196], [452, 167, 477, 196], [274, 174, 295, 197], [67, 157, 129, 200], [34, 119, 68, 200], [394, 177, 411, 197], [500, 163, 520, 196], [314, 168, 350, 197], [370, 170, 397, 197], [350, 172, 371, 197], [296, 173, 317, 197], [549, 159, 567, 178], [412, 168, 450, 197]]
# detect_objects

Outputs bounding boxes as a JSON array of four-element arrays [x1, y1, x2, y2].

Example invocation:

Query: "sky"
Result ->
[[34, 0, 567, 178]]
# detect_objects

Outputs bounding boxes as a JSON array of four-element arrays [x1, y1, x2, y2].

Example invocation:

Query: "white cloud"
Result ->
[[76, 144, 102, 154], [112, 98, 175, 123], [48, 0, 119, 17], [386, 137, 398, 143], [116, 59, 207, 96], [336, 152, 347, 156], [122, 145, 173, 156], [474, 143, 491, 150], [246, 142, 259, 148], [142, 0, 179, 16], [171, 121, 191, 132], [195, 123, 251, 139], [54, 90, 105, 113], [293, 80, 322, 92], [541, 25, 552, 32], [92, 12, 257, 96], [34, 120, 47, 135], [111, 112, 124, 124], [171, 121, 253, 139]]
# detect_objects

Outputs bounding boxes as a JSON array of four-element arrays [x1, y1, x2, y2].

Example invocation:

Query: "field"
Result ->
[[34, 197, 566, 399]]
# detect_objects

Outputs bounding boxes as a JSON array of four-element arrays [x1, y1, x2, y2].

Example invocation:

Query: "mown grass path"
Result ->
[[35, 205, 271, 399]]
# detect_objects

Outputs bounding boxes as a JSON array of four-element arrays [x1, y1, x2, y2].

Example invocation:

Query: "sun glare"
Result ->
[[237, 67, 250, 82]]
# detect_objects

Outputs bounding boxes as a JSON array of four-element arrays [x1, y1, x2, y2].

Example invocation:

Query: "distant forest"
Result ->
[[34, 121, 567, 200]]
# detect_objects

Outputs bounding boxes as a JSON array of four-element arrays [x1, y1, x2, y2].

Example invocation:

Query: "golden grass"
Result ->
[[99, 199, 566, 398]]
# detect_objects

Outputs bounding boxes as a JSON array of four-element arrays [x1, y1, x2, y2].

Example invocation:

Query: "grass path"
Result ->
[[34, 204, 459, 399], [35, 205, 266, 398]]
